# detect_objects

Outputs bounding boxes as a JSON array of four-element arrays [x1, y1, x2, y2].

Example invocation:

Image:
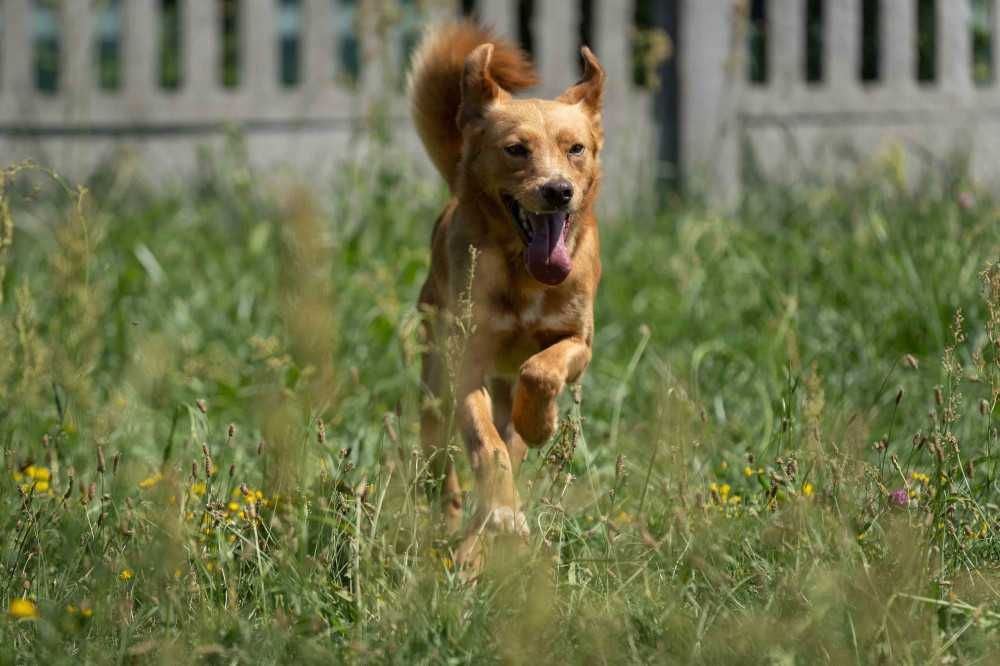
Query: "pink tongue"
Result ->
[[525, 212, 571, 285]]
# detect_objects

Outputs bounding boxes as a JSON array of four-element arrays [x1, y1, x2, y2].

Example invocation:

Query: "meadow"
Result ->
[[1, 149, 999, 664]]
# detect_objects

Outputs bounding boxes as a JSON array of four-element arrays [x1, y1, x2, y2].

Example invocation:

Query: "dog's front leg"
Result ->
[[457, 367, 529, 537], [512, 336, 592, 446]]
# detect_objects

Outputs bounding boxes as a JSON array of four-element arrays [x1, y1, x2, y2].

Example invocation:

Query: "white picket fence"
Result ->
[[2, 1, 996, 203], [683, 0, 1000, 201], [0, 0, 655, 203]]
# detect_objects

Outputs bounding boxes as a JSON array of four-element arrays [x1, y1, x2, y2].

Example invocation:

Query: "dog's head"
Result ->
[[458, 44, 605, 286]]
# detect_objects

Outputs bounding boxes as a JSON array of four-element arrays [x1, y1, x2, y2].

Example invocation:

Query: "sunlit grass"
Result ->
[[1, 153, 999, 663]]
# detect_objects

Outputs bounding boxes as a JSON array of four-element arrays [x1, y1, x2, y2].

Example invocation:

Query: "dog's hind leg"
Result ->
[[419, 281, 465, 533], [489, 378, 527, 477], [420, 346, 463, 534]]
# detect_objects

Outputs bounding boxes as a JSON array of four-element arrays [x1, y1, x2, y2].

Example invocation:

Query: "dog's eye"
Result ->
[[504, 143, 530, 158], [569, 143, 586, 157]]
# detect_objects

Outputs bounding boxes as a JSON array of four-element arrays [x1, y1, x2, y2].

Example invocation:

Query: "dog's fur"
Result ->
[[409, 22, 604, 566]]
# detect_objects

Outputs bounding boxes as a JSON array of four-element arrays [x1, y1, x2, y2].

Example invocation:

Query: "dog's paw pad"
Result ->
[[486, 506, 530, 537]]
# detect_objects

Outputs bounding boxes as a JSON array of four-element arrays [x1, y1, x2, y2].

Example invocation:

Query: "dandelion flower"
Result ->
[[802, 483, 814, 498], [743, 466, 753, 477], [26, 465, 50, 481], [8, 598, 38, 620], [119, 568, 134, 581], [34, 481, 50, 492], [138, 472, 163, 489]]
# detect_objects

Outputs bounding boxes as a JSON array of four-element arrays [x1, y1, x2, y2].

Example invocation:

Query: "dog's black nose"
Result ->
[[541, 179, 574, 208]]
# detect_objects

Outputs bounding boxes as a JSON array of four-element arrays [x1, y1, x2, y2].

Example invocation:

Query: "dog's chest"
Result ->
[[484, 289, 582, 375]]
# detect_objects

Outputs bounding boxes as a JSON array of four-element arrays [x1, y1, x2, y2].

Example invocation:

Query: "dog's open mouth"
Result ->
[[502, 194, 573, 286]]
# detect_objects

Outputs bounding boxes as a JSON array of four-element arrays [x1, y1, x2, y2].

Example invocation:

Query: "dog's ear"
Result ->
[[557, 47, 605, 117], [459, 43, 505, 127]]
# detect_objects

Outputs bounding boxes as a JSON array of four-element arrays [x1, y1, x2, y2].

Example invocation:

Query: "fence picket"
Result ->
[[883, 0, 916, 85], [770, 0, 804, 86], [124, 1, 158, 107], [304, 0, 334, 89], [184, 0, 218, 95], [247, 0, 278, 98], [938, 0, 971, 91], [2, 0, 32, 101], [827, 0, 860, 88], [536, 1, 577, 96]]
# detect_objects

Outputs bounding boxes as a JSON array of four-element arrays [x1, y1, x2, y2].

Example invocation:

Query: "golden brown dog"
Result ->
[[409, 22, 604, 567]]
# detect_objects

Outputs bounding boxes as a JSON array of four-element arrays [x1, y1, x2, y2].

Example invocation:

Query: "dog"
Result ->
[[409, 22, 604, 568]]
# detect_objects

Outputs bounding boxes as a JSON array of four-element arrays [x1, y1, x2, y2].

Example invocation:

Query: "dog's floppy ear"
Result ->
[[557, 46, 605, 117], [459, 43, 505, 127]]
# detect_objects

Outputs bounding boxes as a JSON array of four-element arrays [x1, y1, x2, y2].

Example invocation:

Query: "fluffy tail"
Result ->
[[409, 21, 537, 191]]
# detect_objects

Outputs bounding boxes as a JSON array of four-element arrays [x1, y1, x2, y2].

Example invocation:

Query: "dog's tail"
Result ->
[[409, 21, 537, 191]]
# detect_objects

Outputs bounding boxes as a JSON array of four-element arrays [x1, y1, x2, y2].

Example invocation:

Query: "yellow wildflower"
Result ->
[[190, 482, 207, 497], [802, 482, 814, 497], [138, 472, 163, 489], [81, 607, 93, 618], [728, 495, 742, 505], [27, 466, 50, 481], [8, 598, 39, 619], [119, 568, 134, 581], [743, 466, 753, 477], [719, 483, 731, 498], [227, 501, 240, 512], [35, 481, 50, 492]]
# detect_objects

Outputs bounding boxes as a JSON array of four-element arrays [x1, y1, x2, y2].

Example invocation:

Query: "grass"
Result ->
[[1, 150, 999, 664]]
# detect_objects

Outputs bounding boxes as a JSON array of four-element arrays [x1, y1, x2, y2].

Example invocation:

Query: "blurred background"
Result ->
[[1, 0, 996, 204], [2, 3, 1000, 661]]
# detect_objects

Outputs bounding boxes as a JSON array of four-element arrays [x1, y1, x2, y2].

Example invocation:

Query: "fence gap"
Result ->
[[159, 0, 181, 90], [220, 0, 241, 88], [334, 0, 360, 86], [860, 0, 879, 81], [96, 0, 123, 91], [517, 0, 535, 58], [34, 0, 59, 93], [278, 0, 302, 87], [805, 0, 823, 82], [747, 0, 768, 84], [632, 0, 657, 88], [972, 0, 994, 85], [917, 0, 936, 82], [579, 0, 593, 75]]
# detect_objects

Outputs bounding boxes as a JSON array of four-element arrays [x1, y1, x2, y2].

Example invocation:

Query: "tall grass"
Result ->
[[1, 152, 999, 663]]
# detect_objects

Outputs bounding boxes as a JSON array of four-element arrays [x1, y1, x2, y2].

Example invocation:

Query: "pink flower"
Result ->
[[957, 191, 976, 211], [889, 488, 909, 507]]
